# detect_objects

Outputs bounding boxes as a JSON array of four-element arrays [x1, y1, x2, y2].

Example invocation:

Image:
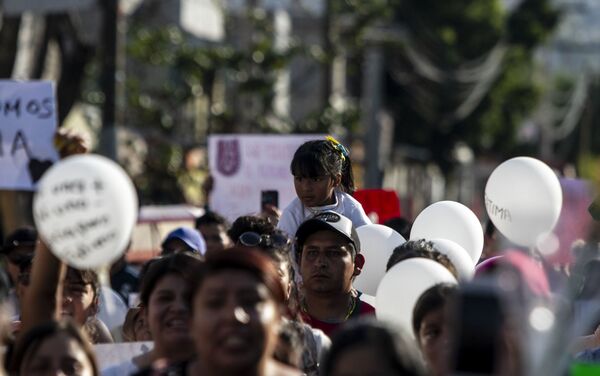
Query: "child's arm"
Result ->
[[18, 130, 86, 336], [276, 203, 298, 239]]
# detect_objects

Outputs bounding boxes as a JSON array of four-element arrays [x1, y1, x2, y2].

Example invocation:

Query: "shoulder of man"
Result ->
[[354, 298, 376, 317]]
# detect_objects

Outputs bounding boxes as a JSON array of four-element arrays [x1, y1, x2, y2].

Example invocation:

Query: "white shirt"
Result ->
[[278, 189, 371, 239]]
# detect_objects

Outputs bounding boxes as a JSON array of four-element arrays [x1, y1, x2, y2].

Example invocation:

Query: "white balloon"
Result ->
[[97, 286, 129, 331], [485, 157, 562, 247], [410, 201, 484, 263], [33, 154, 138, 269], [376, 258, 457, 336], [430, 238, 474, 281], [353, 224, 406, 295]]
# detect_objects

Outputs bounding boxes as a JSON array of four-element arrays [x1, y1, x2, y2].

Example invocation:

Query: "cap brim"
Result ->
[[296, 219, 356, 249]]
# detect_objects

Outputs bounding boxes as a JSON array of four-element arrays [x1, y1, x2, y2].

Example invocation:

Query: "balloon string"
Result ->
[[97, 266, 115, 317]]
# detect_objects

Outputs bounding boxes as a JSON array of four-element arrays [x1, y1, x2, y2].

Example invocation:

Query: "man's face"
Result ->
[[418, 307, 450, 376], [198, 224, 231, 255], [300, 230, 355, 295], [162, 238, 195, 256]]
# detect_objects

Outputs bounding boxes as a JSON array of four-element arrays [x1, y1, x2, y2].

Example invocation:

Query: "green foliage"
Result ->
[[331, 0, 395, 52], [125, 10, 327, 203], [386, 0, 558, 169], [466, 48, 542, 154], [399, 0, 504, 62], [126, 0, 560, 202], [506, 0, 560, 49]]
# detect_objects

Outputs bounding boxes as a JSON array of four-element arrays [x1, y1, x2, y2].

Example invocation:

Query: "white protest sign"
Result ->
[[0, 81, 59, 190], [95, 341, 153, 370], [208, 134, 325, 221], [33, 154, 138, 269]]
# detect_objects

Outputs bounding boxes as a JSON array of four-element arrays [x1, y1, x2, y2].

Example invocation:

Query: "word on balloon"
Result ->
[[485, 195, 512, 222]]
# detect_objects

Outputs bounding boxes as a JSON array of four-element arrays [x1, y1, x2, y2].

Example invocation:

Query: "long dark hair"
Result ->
[[290, 138, 355, 194], [412, 283, 458, 338], [139, 252, 204, 308], [12, 319, 100, 375], [321, 319, 426, 376], [191, 247, 286, 308]]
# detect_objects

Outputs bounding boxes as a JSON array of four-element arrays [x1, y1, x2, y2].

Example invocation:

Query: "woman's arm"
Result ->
[[19, 130, 88, 336], [19, 240, 65, 337]]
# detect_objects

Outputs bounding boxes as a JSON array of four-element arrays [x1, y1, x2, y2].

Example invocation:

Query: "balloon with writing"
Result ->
[[353, 224, 406, 295], [485, 157, 562, 247], [33, 154, 138, 269], [410, 201, 484, 264]]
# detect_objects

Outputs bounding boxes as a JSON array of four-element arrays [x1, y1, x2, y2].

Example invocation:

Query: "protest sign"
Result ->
[[94, 341, 153, 370], [0, 80, 58, 190], [208, 134, 324, 221], [33, 154, 138, 269]]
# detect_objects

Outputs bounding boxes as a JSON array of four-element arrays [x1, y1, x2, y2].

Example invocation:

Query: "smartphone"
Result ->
[[261, 190, 279, 211], [451, 283, 504, 375]]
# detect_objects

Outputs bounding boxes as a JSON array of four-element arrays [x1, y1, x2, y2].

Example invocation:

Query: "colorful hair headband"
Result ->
[[326, 135, 349, 161]]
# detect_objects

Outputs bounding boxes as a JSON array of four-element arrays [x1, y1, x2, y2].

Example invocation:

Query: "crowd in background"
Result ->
[[0, 135, 599, 376]]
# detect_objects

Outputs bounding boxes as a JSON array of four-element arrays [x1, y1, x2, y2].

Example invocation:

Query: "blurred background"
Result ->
[[1, 0, 599, 233]]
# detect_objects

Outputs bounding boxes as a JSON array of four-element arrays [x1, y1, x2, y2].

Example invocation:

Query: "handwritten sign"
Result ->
[[208, 134, 325, 221], [0, 81, 59, 190], [33, 155, 138, 269], [95, 341, 153, 370]]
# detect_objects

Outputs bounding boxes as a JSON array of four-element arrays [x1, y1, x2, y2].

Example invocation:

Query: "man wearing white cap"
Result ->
[[295, 211, 375, 336]]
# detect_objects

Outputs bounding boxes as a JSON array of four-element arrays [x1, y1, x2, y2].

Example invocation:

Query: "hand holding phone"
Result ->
[[261, 190, 279, 211]]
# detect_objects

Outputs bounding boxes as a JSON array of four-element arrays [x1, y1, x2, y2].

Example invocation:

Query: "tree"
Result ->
[[0, 10, 95, 236], [383, 0, 559, 171]]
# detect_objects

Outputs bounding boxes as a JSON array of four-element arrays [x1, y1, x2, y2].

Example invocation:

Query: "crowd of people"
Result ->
[[0, 135, 599, 376]]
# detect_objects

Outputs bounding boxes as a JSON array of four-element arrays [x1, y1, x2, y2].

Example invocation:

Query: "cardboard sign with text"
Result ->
[[95, 341, 153, 370], [208, 134, 324, 221], [0, 81, 58, 190]]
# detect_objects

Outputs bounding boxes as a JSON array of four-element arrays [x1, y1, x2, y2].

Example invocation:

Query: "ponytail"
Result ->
[[341, 156, 355, 195], [325, 136, 355, 195]]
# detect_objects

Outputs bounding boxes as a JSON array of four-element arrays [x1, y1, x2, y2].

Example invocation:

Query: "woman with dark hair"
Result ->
[[321, 319, 425, 376], [190, 248, 299, 375], [412, 283, 458, 376], [143, 248, 301, 375], [103, 253, 203, 375], [13, 320, 99, 376]]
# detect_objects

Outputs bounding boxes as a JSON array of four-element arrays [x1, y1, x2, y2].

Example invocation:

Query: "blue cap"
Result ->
[[162, 227, 206, 256]]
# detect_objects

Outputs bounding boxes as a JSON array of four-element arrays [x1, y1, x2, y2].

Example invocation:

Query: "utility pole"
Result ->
[[99, 0, 118, 160], [362, 42, 384, 188], [322, 0, 333, 108]]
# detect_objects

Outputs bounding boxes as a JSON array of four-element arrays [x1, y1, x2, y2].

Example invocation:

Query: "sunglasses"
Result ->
[[238, 232, 290, 249], [6, 252, 34, 266]]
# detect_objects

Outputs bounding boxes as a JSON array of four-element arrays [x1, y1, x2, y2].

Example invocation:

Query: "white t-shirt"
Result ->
[[278, 190, 371, 239]]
